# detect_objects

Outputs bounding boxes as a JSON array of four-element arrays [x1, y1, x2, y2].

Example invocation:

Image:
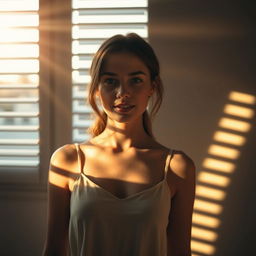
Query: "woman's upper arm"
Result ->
[[43, 144, 79, 255], [167, 151, 196, 256]]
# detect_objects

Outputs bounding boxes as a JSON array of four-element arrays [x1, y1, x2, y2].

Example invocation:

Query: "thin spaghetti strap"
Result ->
[[75, 143, 82, 173], [164, 149, 174, 178]]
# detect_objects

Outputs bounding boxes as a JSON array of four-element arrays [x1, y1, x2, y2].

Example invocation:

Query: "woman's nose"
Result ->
[[116, 83, 130, 98]]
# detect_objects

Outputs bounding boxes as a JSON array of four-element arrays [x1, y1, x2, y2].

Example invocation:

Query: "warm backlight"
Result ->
[[192, 226, 218, 242], [191, 240, 215, 255], [0, 28, 39, 43], [193, 91, 255, 255], [219, 117, 251, 132], [208, 144, 240, 159], [0, 60, 39, 73], [0, 13, 38, 27], [213, 131, 246, 146], [229, 91, 256, 105], [0, 44, 39, 58], [192, 213, 220, 228], [0, 0, 38, 11], [224, 104, 254, 119], [48, 170, 69, 189], [196, 185, 226, 201], [197, 171, 230, 187], [202, 158, 235, 173], [194, 199, 223, 215]]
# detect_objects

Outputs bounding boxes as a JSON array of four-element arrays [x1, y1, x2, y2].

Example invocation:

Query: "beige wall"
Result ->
[[149, 0, 256, 255], [0, 1, 255, 255], [0, 192, 47, 255]]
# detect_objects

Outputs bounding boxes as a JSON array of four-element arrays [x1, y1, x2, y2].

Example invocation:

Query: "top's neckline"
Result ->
[[79, 172, 171, 201], [73, 144, 173, 201]]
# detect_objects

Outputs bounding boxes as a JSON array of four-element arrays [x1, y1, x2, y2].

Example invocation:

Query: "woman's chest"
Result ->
[[78, 147, 169, 199]]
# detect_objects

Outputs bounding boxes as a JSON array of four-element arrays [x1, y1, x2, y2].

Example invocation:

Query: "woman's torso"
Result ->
[[69, 142, 174, 256]]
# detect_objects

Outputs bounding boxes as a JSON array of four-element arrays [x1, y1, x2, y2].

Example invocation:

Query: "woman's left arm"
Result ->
[[167, 151, 196, 256]]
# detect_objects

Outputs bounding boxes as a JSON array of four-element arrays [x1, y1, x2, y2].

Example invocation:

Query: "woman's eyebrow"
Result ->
[[128, 71, 146, 76], [100, 72, 117, 76], [100, 71, 146, 77]]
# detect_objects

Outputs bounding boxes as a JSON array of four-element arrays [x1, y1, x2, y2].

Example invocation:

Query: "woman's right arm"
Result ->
[[43, 144, 79, 256]]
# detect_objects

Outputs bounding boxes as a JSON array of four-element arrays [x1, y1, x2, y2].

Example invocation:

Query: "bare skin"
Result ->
[[43, 53, 195, 256]]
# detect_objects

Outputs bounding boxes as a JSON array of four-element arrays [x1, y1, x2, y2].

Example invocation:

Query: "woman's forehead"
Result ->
[[101, 52, 149, 75]]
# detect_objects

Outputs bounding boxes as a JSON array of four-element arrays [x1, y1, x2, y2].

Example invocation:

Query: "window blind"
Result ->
[[0, 0, 39, 172], [71, 0, 148, 142]]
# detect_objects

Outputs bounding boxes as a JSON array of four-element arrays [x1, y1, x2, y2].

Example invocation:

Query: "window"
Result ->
[[0, 0, 148, 185], [0, 0, 40, 183]]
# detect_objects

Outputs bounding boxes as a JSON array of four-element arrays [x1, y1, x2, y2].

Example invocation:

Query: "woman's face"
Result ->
[[96, 52, 154, 124]]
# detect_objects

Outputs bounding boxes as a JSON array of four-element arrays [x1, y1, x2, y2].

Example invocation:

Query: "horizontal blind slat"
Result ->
[[0, 1, 39, 11], [0, 139, 39, 145], [0, 98, 39, 103], [0, 85, 38, 89], [0, 125, 39, 131], [72, 0, 147, 9], [0, 160, 39, 167], [0, 112, 39, 117], [0, 149, 39, 156]]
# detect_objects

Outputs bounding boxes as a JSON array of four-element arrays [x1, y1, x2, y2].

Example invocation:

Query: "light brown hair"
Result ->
[[87, 33, 164, 138]]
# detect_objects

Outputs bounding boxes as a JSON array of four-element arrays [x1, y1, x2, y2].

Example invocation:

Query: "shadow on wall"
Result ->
[[148, 1, 255, 254], [191, 91, 256, 256]]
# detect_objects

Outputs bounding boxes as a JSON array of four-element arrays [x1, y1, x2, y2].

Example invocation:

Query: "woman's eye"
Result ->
[[131, 77, 143, 84], [103, 78, 118, 86]]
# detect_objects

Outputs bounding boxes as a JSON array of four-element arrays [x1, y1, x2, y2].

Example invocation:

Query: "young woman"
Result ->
[[43, 33, 195, 256]]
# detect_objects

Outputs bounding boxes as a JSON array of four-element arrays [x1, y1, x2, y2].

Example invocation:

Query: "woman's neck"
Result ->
[[91, 117, 154, 152]]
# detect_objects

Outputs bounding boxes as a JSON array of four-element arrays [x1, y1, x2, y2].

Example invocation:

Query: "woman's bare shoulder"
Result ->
[[170, 150, 196, 180], [49, 144, 80, 186], [50, 144, 78, 168]]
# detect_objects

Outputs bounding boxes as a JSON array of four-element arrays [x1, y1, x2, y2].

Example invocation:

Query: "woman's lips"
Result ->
[[113, 104, 135, 113]]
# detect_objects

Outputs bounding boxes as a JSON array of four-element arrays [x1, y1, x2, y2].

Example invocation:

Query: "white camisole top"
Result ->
[[69, 144, 173, 256]]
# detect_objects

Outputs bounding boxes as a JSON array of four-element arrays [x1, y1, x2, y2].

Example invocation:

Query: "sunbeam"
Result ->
[[191, 91, 256, 256]]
